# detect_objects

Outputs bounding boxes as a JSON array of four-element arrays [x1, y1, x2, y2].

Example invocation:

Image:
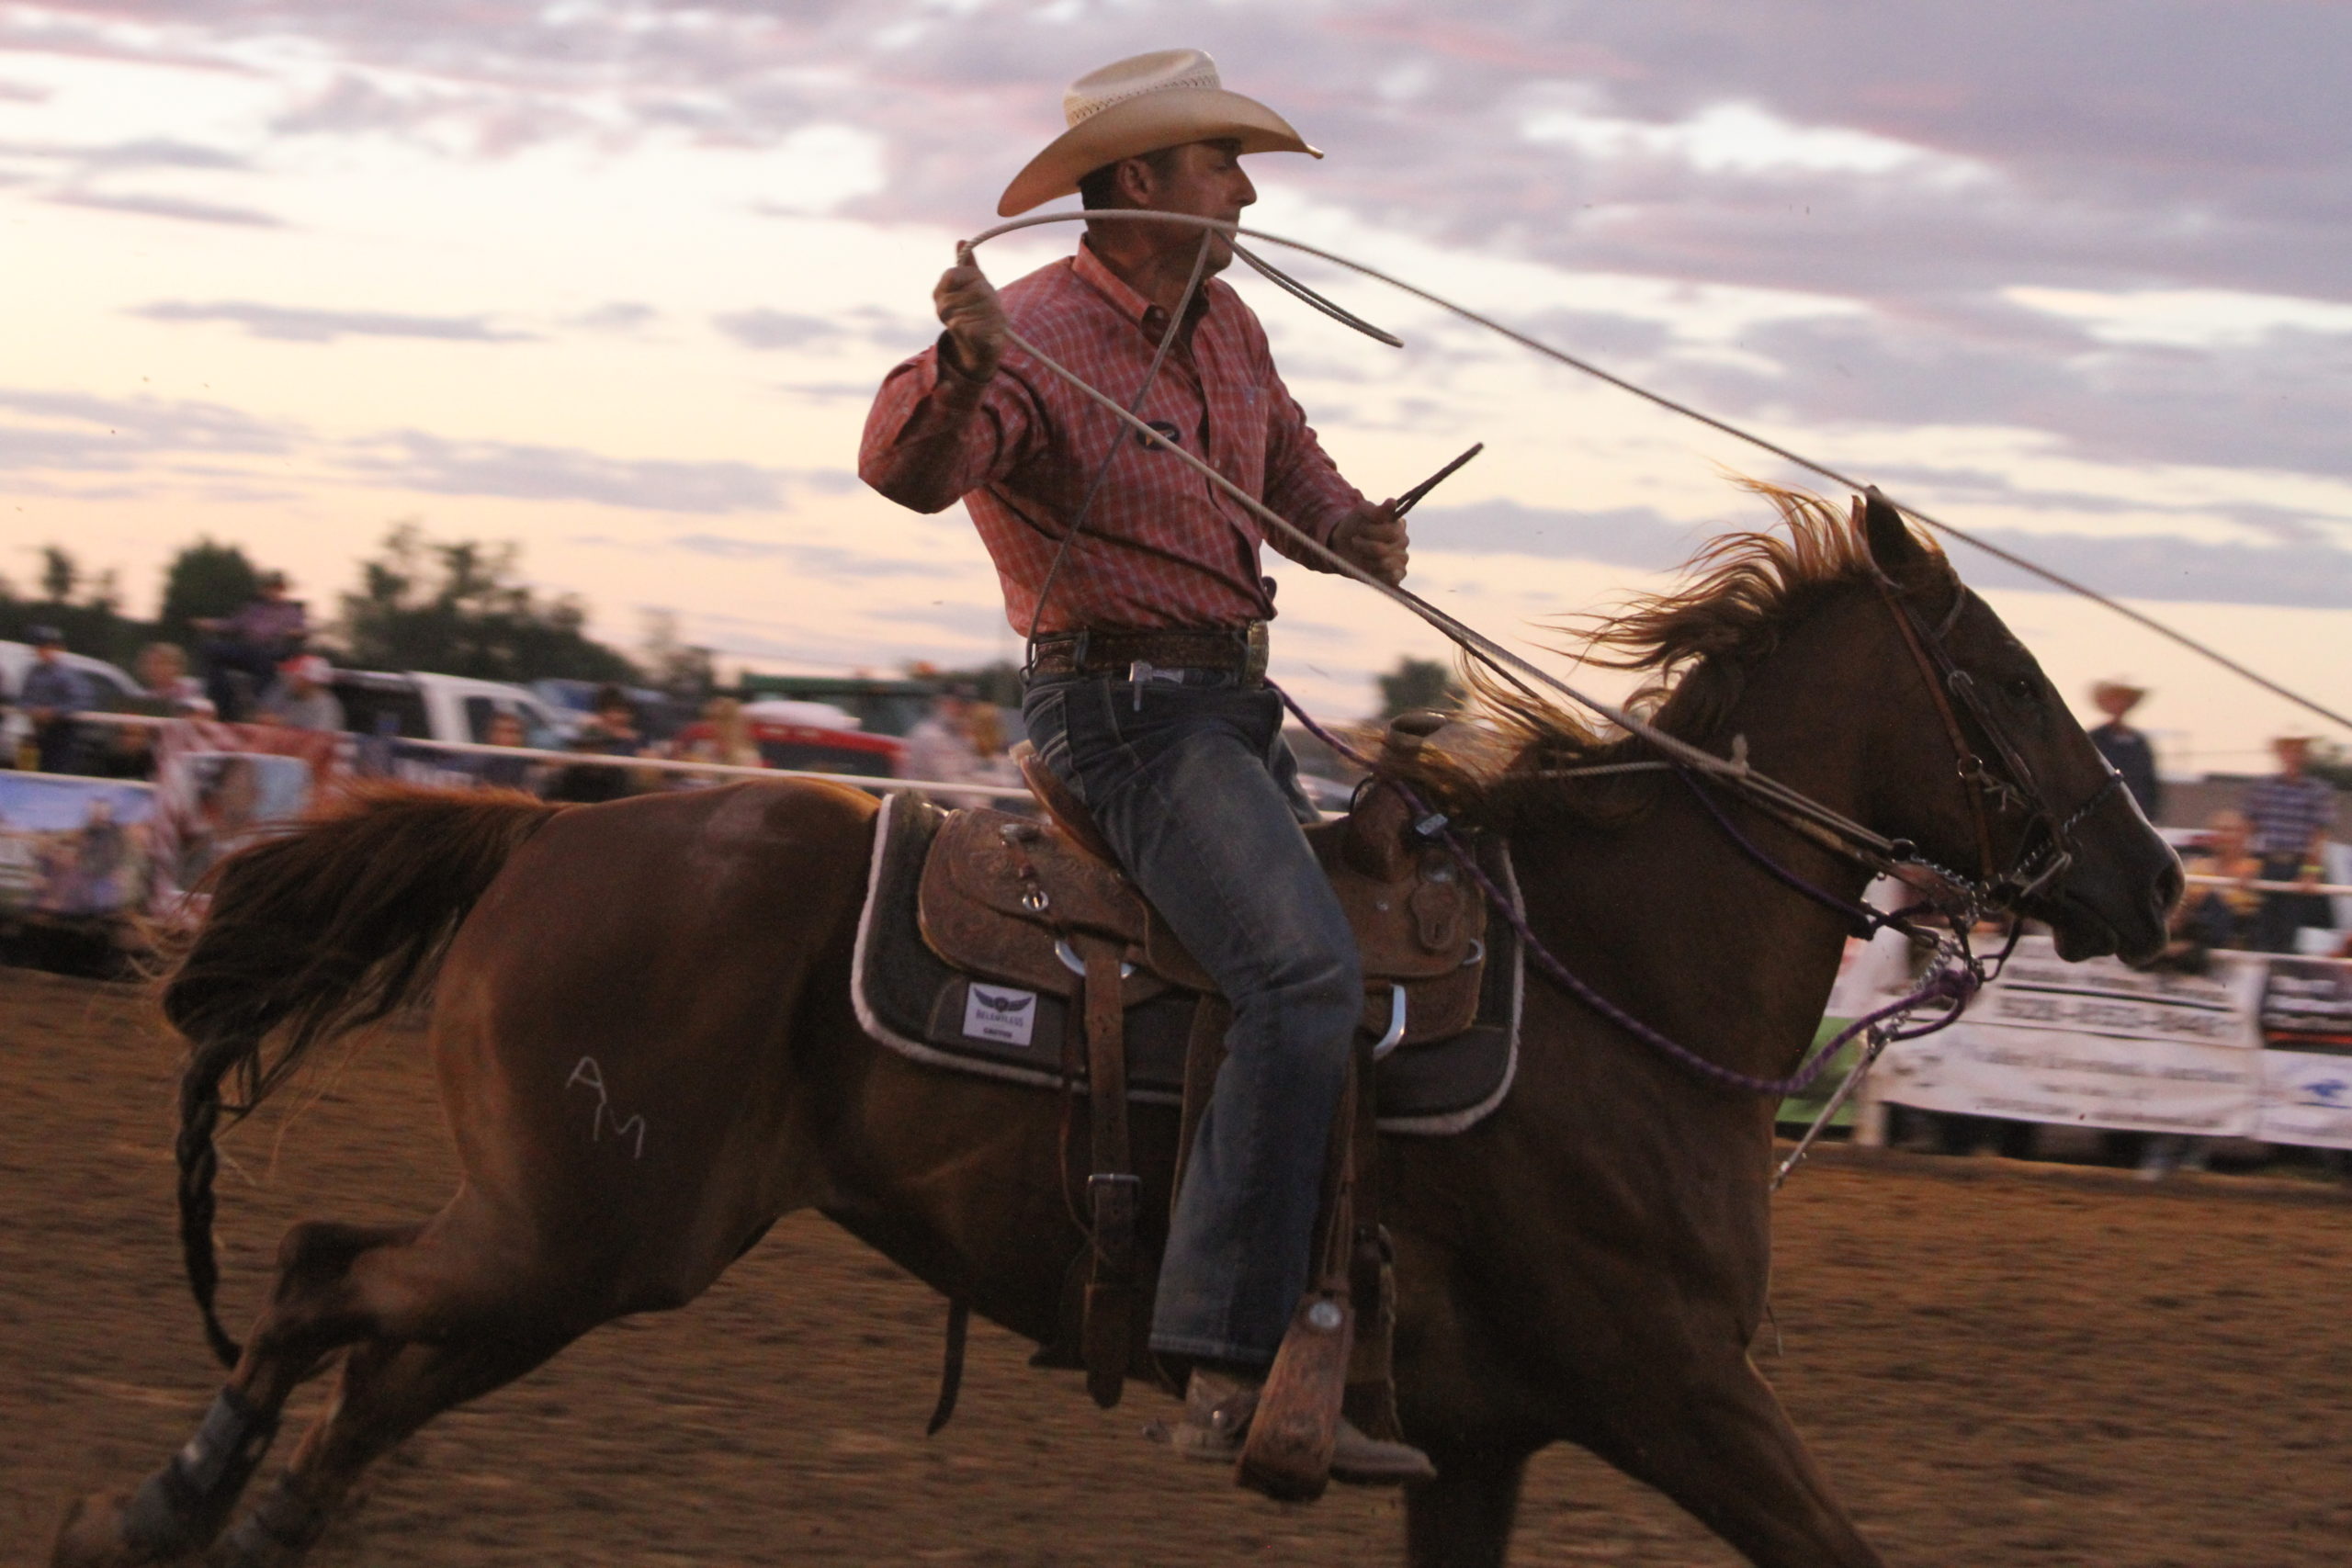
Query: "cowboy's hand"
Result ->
[[1331, 500, 1409, 585], [934, 262, 1007, 381]]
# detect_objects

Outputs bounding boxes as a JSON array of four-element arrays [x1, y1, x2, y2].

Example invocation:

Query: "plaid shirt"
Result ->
[[859, 241, 1365, 635], [2242, 772, 2339, 859]]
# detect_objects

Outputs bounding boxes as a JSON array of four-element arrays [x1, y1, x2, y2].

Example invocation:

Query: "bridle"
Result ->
[[1872, 572, 2128, 919]]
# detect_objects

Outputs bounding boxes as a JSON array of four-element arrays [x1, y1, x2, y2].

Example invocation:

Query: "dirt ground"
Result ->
[[5, 965, 2349, 1568]]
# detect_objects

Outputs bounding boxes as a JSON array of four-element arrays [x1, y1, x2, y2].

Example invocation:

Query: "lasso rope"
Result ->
[[1272, 685, 1983, 1108], [962, 217, 1925, 885], [966, 209, 2350, 734]]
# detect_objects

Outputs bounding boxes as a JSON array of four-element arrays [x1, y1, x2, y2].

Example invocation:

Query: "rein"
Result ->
[[1272, 689, 1986, 1102]]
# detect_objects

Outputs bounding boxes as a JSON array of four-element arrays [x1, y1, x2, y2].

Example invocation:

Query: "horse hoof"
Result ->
[[52, 1492, 177, 1568]]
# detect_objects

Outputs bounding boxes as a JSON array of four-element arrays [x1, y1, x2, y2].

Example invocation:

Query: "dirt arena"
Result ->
[[4, 965, 2348, 1567]]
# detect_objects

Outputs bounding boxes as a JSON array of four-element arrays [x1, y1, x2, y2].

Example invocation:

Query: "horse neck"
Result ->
[[1513, 599, 1889, 1088]]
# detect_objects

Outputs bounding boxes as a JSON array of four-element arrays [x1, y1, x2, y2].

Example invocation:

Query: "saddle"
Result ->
[[850, 716, 1522, 1496], [916, 766, 1491, 1057]]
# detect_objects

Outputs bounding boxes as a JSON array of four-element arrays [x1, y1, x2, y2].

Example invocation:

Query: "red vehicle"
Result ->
[[673, 701, 906, 780]]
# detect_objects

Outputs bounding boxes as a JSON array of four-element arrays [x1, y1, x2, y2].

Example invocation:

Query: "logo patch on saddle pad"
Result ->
[[963, 984, 1038, 1047]]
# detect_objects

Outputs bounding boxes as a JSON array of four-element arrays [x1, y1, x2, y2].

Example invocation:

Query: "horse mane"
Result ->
[[1399, 478, 1949, 831]]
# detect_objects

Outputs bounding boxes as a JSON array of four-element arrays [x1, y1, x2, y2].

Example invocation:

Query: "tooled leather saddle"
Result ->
[[850, 722, 1521, 1429], [850, 748, 1522, 1132]]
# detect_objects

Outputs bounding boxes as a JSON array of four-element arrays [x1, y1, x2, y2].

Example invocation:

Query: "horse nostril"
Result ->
[[2154, 857, 2185, 910]]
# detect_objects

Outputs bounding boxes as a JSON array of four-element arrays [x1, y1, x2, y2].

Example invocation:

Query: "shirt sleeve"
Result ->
[[1259, 366, 1365, 570], [858, 336, 1046, 515]]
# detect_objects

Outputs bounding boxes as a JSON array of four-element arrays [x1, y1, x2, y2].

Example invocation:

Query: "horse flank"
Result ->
[[156, 780, 563, 1364]]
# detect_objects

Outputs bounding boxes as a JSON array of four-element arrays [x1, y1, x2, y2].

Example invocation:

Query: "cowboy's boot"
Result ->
[[1170, 1369, 1435, 1486]]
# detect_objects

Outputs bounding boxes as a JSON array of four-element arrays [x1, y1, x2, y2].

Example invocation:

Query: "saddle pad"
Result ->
[[852, 792, 1522, 1136]]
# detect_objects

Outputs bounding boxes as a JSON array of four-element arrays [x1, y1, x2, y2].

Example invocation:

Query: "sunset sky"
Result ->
[[4, 2, 2348, 770]]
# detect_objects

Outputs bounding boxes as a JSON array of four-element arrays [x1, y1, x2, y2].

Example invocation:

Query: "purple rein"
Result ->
[[1272, 687, 1984, 1099]]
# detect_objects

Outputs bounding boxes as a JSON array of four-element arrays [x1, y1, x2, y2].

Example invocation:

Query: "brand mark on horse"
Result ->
[[564, 1055, 647, 1159]]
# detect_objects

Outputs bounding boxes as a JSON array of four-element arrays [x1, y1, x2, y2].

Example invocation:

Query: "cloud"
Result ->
[[346, 432, 817, 513], [130, 299, 536, 344], [713, 304, 921, 352], [47, 188, 281, 226], [1410, 497, 2352, 610], [0, 388, 298, 472], [569, 301, 659, 333], [713, 309, 843, 351], [669, 535, 959, 580], [0, 135, 247, 170]]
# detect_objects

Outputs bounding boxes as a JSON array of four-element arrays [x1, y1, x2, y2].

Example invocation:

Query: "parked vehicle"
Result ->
[[528, 679, 691, 745], [329, 670, 571, 749], [0, 642, 144, 762], [673, 700, 906, 779]]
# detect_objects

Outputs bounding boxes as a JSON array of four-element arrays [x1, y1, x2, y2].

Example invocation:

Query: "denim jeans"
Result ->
[[1023, 671, 1362, 1365]]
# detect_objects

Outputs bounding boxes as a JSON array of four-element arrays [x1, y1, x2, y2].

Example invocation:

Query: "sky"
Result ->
[[3, 1, 2348, 772]]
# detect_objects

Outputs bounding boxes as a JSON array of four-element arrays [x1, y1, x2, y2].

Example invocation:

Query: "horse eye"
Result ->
[[2002, 676, 2039, 704]]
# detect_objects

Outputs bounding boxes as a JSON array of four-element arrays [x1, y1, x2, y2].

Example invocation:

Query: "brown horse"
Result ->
[[55, 489, 2177, 1568]]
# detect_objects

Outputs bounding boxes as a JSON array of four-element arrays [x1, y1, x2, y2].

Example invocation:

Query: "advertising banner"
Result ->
[[0, 773, 155, 920], [1872, 937, 2268, 1136], [148, 719, 346, 918], [2254, 959, 2352, 1149]]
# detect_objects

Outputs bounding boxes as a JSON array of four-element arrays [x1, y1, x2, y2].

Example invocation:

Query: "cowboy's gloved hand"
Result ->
[[1331, 500, 1408, 586], [934, 262, 1007, 381]]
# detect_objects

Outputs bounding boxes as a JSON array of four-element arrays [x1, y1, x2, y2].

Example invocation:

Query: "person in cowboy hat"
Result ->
[[859, 49, 1430, 1484], [2086, 678, 2161, 819]]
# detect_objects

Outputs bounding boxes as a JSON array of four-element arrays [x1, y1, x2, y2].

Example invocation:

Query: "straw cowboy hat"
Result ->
[[997, 49, 1319, 218], [2090, 677, 2147, 709]]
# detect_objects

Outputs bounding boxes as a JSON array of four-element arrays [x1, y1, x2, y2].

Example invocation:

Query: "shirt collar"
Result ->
[[1072, 235, 1214, 338]]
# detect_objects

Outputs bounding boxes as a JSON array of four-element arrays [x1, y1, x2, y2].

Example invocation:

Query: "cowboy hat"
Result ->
[[997, 49, 1319, 218], [2089, 677, 2147, 707]]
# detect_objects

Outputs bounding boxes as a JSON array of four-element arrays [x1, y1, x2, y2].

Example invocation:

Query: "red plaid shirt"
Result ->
[[858, 240, 1365, 635]]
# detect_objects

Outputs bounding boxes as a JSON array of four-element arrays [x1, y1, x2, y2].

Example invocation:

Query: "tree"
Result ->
[[0, 544, 141, 665], [156, 540, 264, 649], [1375, 656, 1464, 720], [338, 523, 638, 685], [919, 659, 1023, 707], [40, 546, 77, 604], [639, 610, 716, 703]]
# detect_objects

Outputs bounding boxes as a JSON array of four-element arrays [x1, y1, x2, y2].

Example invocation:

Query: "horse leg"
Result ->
[[209, 1331, 569, 1568], [51, 1220, 418, 1568], [1592, 1356, 1883, 1568], [1403, 1448, 1532, 1568], [57, 1181, 600, 1568]]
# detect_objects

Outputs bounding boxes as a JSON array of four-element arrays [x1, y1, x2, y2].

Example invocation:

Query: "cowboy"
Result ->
[[859, 49, 1430, 1483], [2086, 678, 2161, 819]]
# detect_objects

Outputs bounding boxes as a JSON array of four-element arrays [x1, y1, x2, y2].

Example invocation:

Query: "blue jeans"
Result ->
[[1023, 671, 1362, 1365]]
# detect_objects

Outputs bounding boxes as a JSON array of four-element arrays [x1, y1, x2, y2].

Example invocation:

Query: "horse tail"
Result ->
[[157, 781, 563, 1366]]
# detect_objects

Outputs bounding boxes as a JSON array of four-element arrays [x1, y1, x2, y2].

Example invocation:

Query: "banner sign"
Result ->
[[2253, 958, 2352, 1148], [0, 773, 156, 920], [1860, 934, 2348, 1142], [148, 719, 347, 918]]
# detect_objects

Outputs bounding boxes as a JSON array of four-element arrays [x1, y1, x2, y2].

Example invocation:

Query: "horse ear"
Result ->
[[1858, 487, 1928, 583]]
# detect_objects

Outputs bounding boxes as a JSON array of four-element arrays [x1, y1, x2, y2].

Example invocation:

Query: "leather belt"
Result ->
[[1028, 622, 1269, 682]]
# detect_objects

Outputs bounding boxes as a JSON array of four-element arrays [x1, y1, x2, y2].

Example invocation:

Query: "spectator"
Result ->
[[254, 655, 346, 733], [17, 626, 92, 774], [547, 684, 645, 804], [904, 690, 983, 808], [2162, 808, 2265, 962], [476, 710, 537, 791], [132, 642, 212, 715], [197, 571, 308, 720], [2087, 679, 2162, 818], [684, 696, 762, 768], [2243, 735, 2337, 953]]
